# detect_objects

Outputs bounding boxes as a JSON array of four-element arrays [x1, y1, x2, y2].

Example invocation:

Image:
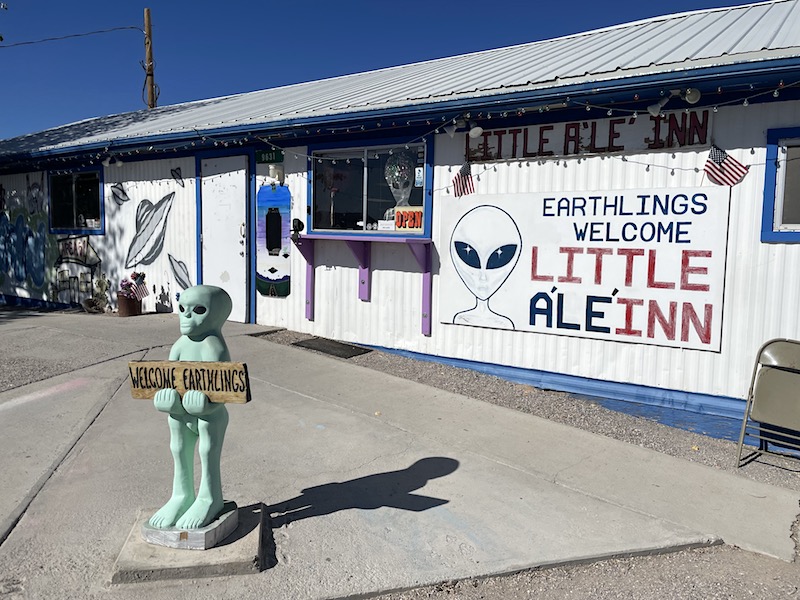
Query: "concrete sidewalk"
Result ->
[[0, 308, 798, 600]]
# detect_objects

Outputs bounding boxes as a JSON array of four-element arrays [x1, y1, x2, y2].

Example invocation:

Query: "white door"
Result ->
[[201, 155, 249, 322]]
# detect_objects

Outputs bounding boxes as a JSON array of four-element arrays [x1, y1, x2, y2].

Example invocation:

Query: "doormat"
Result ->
[[292, 337, 372, 359]]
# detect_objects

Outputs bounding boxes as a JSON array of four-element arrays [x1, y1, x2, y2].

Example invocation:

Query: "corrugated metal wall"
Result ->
[[0, 171, 49, 300], [98, 157, 197, 313], [252, 100, 800, 402]]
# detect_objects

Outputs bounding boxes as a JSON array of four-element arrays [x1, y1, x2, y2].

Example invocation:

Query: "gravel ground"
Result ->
[[258, 330, 800, 600]]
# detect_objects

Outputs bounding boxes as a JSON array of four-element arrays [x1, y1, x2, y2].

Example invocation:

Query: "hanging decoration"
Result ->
[[452, 163, 475, 198], [704, 144, 749, 186]]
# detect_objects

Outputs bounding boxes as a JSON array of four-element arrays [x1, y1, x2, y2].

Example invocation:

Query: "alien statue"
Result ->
[[149, 285, 232, 530]]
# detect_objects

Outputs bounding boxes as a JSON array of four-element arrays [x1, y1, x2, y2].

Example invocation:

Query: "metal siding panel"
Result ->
[[407, 101, 800, 403], [97, 157, 197, 314]]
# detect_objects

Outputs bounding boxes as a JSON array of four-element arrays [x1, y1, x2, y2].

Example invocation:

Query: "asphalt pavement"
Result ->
[[0, 307, 798, 600]]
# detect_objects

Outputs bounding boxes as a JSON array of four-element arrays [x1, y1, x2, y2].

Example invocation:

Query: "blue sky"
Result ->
[[0, 0, 756, 139]]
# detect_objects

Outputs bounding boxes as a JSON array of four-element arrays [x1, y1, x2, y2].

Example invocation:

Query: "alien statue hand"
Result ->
[[182, 389, 218, 416], [154, 388, 186, 415]]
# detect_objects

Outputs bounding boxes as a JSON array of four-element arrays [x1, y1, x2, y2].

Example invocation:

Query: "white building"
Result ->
[[3, 1, 800, 421]]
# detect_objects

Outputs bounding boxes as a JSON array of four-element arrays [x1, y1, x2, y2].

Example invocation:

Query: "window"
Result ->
[[50, 171, 103, 233], [762, 127, 800, 242], [310, 142, 429, 236]]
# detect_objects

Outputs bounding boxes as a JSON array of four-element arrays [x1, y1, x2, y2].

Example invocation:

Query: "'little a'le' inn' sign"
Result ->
[[466, 109, 711, 161], [128, 361, 251, 404]]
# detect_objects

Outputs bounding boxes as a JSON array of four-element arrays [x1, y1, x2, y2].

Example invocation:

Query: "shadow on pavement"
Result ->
[[265, 457, 460, 528]]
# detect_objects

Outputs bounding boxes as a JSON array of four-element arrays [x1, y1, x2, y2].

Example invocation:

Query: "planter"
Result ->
[[118, 295, 142, 317]]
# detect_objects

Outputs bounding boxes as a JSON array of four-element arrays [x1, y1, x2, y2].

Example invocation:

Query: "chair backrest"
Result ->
[[751, 366, 800, 430], [758, 339, 800, 372]]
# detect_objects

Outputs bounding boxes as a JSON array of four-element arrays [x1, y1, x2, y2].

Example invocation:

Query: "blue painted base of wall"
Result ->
[[0, 294, 77, 311], [372, 345, 748, 443]]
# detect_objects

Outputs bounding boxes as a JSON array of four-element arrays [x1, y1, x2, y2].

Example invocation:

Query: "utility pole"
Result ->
[[144, 8, 156, 108]]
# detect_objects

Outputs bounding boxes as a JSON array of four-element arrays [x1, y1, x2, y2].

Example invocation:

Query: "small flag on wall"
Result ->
[[704, 145, 749, 186], [132, 273, 150, 301], [452, 163, 475, 197], [133, 283, 149, 301]]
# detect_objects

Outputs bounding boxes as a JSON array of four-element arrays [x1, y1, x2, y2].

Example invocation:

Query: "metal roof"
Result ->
[[5, 0, 800, 157]]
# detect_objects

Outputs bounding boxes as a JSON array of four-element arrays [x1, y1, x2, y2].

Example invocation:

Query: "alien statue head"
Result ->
[[384, 151, 416, 207], [178, 285, 232, 338]]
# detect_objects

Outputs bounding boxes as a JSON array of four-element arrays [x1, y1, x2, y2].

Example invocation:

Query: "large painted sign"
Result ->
[[439, 188, 730, 351], [466, 109, 711, 161]]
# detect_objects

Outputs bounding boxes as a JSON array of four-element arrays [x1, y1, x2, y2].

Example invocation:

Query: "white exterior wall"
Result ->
[[0, 157, 197, 313], [99, 157, 197, 313], [255, 100, 800, 404]]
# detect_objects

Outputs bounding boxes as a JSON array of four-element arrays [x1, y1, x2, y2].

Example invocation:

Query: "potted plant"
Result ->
[[117, 271, 147, 317]]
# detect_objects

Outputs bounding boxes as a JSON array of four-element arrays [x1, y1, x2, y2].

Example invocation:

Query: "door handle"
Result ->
[[239, 223, 246, 238]]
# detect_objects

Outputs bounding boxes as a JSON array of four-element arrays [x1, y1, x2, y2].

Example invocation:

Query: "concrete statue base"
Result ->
[[141, 501, 238, 550]]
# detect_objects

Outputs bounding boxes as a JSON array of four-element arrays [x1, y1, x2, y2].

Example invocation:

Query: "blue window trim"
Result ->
[[306, 136, 433, 239], [48, 167, 105, 236], [762, 126, 800, 243]]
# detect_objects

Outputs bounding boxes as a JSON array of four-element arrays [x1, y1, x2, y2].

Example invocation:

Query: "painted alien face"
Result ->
[[450, 205, 521, 301], [178, 285, 232, 337]]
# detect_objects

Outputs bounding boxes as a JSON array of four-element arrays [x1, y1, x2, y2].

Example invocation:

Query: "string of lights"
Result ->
[[17, 76, 798, 179]]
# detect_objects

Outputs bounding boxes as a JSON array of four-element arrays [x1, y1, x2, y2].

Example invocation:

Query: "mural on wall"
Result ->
[[152, 254, 194, 313], [53, 235, 102, 304], [125, 191, 175, 268], [0, 212, 47, 289], [26, 173, 45, 215], [0, 175, 49, 294], [111, 164, 195, 314], [168, 254, 193, 289], [2, 162, 194, 308], [440, 188, 730, 352], [449, 205, 522, 329], [256, 183, 291, 297], [171, 167, 184, 187], [110, 183, 131, 206]]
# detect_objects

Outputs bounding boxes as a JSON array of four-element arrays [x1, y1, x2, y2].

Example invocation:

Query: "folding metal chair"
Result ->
[[736, 338, 800, 467]]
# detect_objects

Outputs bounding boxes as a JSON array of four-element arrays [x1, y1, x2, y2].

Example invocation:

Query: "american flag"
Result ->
[[704, 145, 749, 186], [452, 163, 475, 197], [132, 275, 150, 301]]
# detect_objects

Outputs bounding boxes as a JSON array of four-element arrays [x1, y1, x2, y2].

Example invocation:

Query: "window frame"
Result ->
[[306, 137, 433, 239], [762, 127, 800, 242], [48, 168, 105, 235]]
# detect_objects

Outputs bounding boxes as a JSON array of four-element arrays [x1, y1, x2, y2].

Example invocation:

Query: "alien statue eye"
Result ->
[[486, 244, 518, 269], [179, 305, 185, 313], [454, 241, 481, 268], [193, 306, 207, 315]]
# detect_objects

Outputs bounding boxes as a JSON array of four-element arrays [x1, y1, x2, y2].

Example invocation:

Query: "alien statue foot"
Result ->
[[149, 495, 195, 529], [174, 495, 223, 529]]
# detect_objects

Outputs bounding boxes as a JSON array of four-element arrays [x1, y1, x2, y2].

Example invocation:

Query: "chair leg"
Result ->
[[735, 396, 754, 468]]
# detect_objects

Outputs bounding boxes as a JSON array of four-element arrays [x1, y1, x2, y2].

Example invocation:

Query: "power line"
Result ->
[[0, 25, 143, 48]]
